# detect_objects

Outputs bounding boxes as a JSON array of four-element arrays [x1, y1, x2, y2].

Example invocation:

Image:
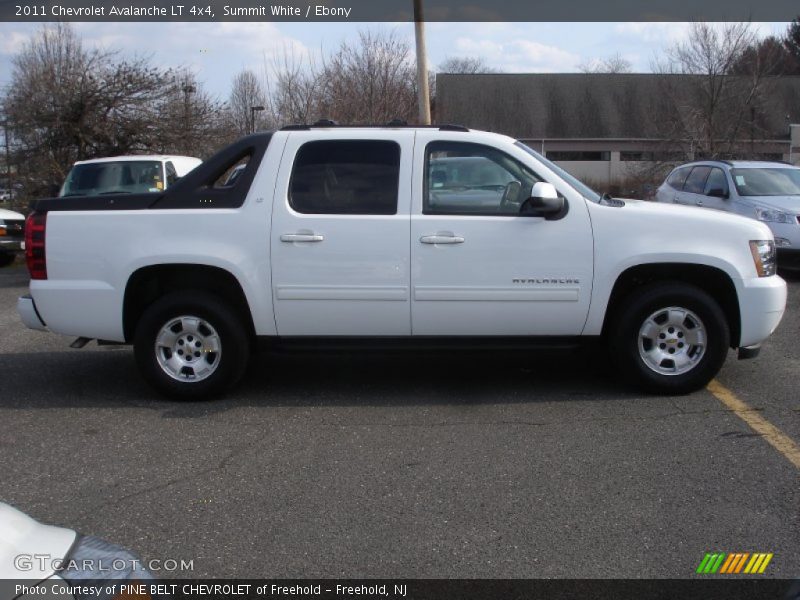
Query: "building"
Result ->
[[436, 73, 800, 192]]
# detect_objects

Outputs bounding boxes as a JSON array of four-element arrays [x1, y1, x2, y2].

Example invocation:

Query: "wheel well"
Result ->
[[123, 264, 255, 342], [602, 263, 741, 347]]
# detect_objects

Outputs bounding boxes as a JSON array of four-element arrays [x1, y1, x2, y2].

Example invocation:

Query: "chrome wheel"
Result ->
[[154, 315, 222, 382], [638, 306, 706, 376]]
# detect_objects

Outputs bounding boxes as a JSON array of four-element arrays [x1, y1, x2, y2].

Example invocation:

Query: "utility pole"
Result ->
[[413, 0, 431, 125]]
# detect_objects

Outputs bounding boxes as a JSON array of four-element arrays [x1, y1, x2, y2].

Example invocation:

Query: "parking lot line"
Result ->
[[707, 379, 800, 470]]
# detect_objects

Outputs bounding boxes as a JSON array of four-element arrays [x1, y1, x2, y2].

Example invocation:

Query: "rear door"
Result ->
[[681, 166, 711, 207], [270, 131, 414, 336]]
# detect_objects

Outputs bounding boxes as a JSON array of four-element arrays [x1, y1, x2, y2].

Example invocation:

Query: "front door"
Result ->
[[271, 131, 414, 336], [410, 134, 593, 336]]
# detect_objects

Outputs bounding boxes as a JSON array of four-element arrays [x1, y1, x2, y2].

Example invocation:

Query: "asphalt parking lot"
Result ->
[[0, 263, 798, 579]]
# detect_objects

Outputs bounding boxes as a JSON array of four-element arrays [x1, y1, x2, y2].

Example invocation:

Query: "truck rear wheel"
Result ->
[[610, 282, 730, 394], [134, 291, 250, 399]]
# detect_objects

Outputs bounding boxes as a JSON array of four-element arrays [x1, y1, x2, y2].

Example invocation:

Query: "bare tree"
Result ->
[[3, 24, 170, 195], [653, 22, 774, 159], [578, 53, 633, 74], [2, 24, 230, 200], [265, 45, 322, 126], [317, 31, 417, 124], [152, 69, 230, 155], [229, 69, 268, 135], [438, 56, 500, 74]]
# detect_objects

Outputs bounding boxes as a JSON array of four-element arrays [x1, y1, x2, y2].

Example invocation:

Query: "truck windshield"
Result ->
[[61, 161, 165, 197], [730, 168, 800, 197], [514, 141, 601, 202]]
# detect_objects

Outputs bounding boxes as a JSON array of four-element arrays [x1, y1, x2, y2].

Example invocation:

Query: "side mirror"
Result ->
[[707, 187, 728, 199], [521, 182, 565, 218]]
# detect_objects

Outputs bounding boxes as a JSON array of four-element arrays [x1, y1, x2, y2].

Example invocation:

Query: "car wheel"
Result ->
[[610, 282, 730, 394], [134, 291, 250, 400], [0, 252, 15, 268]]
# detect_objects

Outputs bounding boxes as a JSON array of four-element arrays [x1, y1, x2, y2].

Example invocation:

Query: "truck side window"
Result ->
[[289, 140, 400, 215], [424, 142, 541, 216]]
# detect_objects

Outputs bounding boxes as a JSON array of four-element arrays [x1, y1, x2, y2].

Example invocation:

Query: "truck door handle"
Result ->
[[420, 235, 465, 244], [280, 233, 324, 243], [696, 200, 704, 206]]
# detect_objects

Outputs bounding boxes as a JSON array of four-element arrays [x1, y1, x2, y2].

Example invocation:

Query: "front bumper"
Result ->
[[737, 275, 787, 348], [17, 295, 47, 330], [0, 238, 23, 252]]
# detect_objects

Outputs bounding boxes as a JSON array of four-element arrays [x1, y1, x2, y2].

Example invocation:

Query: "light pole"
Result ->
[[182, 84, 196, 154], [1, 119, 12, 200], [413, 0, 431, 125], [250, 105, 265, 134]]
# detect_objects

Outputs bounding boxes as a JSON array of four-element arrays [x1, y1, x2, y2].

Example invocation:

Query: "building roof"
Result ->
[[436, 73, 800, 140]]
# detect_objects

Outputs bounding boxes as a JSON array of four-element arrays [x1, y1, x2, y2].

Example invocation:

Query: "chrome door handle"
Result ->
[[280, 233, 324, 243], [696, 200, 704, 206], [420, 235, 465, 244]]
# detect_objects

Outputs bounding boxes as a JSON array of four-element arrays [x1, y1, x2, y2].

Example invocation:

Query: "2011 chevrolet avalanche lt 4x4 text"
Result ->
[[17, 125, 787, 399]]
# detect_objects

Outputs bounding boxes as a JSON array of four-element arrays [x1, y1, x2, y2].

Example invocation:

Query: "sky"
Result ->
[[0, 21, 792, 99]]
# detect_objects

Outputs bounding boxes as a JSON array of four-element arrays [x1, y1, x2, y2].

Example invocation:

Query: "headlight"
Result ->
[[755, 207, 794, 224], [749, 240, 776, 277], [57, 535, 158, 600]]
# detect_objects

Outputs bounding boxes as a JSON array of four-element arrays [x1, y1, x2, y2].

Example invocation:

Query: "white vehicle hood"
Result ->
[[745, 195, 800, 214], [0, 208, 25, 221], [0, 503, 77, 581], [615, 197, 774, 234]]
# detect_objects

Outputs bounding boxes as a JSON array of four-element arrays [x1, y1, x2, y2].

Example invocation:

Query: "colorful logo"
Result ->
[[696, 552, 773, 574]]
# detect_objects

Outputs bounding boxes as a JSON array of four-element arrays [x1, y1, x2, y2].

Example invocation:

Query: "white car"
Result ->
[[655, 160, 800, 269], [17, 125, 787, 399], [59, 155, 202, 197], [0, 207, 25, 267], [0, 503, 155, 600]]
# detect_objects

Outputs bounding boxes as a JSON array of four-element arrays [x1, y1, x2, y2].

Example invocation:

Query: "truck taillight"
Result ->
[[25, 212, 47, 280]]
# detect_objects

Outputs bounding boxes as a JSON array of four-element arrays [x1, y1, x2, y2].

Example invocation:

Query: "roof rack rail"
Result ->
[[279, 122, 469, 132]]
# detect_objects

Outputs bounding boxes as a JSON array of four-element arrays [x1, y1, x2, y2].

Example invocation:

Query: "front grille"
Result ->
[[2, 219, 25, 239]]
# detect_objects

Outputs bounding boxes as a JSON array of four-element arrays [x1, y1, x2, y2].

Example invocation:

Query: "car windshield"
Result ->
[[61, 161, 165, 196], [730, 168, 800, 197], [514, 141, 601, 202]]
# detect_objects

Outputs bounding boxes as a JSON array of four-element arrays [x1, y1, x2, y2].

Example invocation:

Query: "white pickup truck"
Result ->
[[17, 125, 787, 399]]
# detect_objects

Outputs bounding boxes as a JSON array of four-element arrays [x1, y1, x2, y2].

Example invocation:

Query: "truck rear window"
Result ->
[[61, 161, 165, 196], [289, 140, 400, 215]]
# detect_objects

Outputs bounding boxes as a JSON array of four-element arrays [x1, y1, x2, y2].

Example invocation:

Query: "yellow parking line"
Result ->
[[707, 379, 800, 470]]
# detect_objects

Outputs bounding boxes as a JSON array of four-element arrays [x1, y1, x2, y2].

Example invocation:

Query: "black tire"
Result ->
[[0, 252, 15, 268], [609, 282, 730, 395], [134, 291, 250, 400]]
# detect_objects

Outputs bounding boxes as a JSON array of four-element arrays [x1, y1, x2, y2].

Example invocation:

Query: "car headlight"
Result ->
[[57, 535, 157, 600], [749, 240, 776, 277], [755, 207, 794, 224]]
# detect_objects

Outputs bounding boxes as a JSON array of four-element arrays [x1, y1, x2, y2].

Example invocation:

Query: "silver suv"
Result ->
[[655, 160, 800, 268]]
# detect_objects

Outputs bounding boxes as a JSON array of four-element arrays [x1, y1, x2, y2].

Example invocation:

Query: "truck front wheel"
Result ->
[[134, 291, 250, 399], [610, 282, 730, 394]]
